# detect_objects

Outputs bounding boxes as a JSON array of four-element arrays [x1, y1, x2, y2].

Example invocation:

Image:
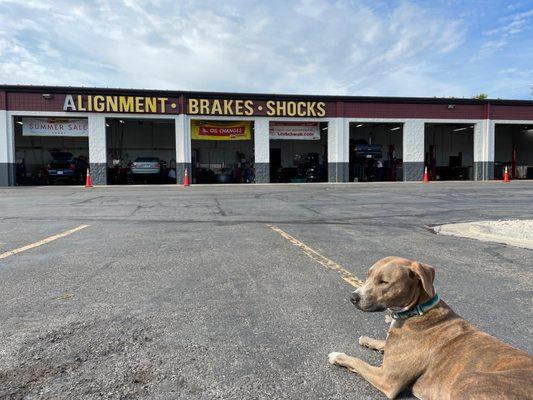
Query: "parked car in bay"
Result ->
[[46, 152, 88, 184], [352, 139, 383, 159], [129, 157, 166, 183]]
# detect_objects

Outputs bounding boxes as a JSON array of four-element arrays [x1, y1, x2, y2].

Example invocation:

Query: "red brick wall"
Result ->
[[0, 91, 5, 110], [342, 102, 486, 119], [3, 90, 533, 120], [7, 92, 65, 112], [491, 105, 533, 120]]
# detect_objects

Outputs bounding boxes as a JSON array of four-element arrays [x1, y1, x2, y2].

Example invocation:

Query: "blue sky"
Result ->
[[0, 0, 532, 99]]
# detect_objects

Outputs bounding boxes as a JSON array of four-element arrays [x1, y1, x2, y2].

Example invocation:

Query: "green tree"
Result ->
[[473, 93, 488, 99]]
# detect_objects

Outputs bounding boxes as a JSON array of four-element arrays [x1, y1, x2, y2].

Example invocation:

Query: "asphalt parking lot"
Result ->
[[0, 182, 532, 399]]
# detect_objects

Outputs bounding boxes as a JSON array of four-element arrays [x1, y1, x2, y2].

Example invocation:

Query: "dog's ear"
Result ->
[[410, 262, 435, 297]]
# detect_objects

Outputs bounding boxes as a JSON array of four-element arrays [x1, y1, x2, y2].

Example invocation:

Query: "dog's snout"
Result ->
[[351, 292, 361, 304]]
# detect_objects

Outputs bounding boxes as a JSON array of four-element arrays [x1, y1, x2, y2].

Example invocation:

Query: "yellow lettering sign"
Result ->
[[188, 99, 199, 114], [94, 95, 105, 112], [200, 99, 210, 115], [211, 100, 222, 114], [135, 97, 143, 113], [63, 94, 325, 117], [316, 102, 326, 117], [244, 100, 253, 116], [76, 95, 86, 111], [157, 98, 167, 113], [64, 94, 174, 114], [223, 100, 234, 115], [145, 97, 156, 113], [106, 96, 118, 112], [119, 96, 134, 112], [266, 101, 275, 116]]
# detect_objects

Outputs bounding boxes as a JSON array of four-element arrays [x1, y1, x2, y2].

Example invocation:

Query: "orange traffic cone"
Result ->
[[423, 166, 429, 183], [85, 168, 93, 188], [503, 166, 510, 183], [183, 167, 190, 187]]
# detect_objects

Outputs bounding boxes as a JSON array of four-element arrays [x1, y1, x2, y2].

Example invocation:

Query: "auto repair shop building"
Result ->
[[1, 85, 533, 186]]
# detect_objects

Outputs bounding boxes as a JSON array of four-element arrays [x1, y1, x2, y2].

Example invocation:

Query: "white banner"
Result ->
[[269, 122, 321, 140], [22, 118, 88, 137]]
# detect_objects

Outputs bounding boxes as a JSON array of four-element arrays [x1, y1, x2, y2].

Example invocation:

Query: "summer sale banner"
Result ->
[[191, 120, 252, 141], [22, 118, 88, 137]]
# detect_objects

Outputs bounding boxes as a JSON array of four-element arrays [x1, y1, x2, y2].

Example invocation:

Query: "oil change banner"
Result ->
[[269, 122, 320, 140], [191, 120, 252, 141], [22, 118, 88, 137]]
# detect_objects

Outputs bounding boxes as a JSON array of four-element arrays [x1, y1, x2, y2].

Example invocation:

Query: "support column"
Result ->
[[88, 115, 107, 185], [403, 120, 425, 181], [254, 118, 269, 183], [474, 120, 494, 180], [175, 114, 191, 184], [327, 118, 349, 182], [0, 111, 15, 186]]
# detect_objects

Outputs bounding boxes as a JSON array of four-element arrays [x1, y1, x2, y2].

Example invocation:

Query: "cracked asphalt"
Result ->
[[0, 182, 532, 399]]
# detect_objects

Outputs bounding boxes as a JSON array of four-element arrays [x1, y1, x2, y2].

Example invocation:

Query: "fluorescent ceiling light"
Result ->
[[119, 120, 125, 124], [453, 127, 468, 132], [105, 123, 110, 127], [16, 121, 23, 125], [390, 126, 401, 131], [356, 124, 363, 127]]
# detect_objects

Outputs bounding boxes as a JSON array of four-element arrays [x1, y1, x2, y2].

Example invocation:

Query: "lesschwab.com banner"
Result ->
[[191, 120, 252, 141], [22, 118, 88, 137], [269, 122, 320, 140]]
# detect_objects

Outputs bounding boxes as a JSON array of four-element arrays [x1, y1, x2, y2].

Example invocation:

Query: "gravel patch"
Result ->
[[0, 316, 202, 400]]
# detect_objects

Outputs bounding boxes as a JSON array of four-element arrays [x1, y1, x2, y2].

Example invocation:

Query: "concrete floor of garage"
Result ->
[[0, 182, 532, 399]]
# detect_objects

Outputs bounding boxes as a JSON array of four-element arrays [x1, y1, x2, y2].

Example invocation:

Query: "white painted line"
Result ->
[[0, 224, 90, 261], [268, 225, 363, 287]]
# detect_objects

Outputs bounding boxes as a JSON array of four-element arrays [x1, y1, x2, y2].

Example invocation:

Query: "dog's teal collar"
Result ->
[[390, 294, 440, 320]]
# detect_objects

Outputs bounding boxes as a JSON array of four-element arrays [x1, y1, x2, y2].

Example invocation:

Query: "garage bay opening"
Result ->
[[424, 123, 474, 181], [269, 122, 328, 183], [495, 124, 533, 180], [14, 117, 89, 186], [106, 118, 176, 184], [349, 122, 403, 182], [191, 120, 254, 184]]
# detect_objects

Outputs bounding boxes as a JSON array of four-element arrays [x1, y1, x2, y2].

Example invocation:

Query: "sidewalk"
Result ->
[[434, 219, 533, 250]]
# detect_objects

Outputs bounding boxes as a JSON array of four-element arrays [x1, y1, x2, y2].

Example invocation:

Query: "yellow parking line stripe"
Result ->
[[268, 225, 363, 287], [0, 224, 89, 261]]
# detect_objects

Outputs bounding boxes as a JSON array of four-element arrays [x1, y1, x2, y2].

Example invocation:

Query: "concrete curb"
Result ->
[[434, 220, 533, 250]]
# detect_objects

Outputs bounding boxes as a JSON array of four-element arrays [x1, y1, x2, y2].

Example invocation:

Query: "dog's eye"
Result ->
[[379, 280, 388, 285]]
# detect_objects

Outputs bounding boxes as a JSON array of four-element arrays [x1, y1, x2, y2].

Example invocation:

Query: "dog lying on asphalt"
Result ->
[[328, 256, 533, 400]]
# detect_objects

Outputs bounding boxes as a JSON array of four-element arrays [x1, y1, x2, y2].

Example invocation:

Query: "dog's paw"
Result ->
[[328, 352, 345, 365], [358, 336, 369, 347]]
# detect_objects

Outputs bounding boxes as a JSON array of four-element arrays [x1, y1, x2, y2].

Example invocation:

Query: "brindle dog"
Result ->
[[328, 256, 533, 400]]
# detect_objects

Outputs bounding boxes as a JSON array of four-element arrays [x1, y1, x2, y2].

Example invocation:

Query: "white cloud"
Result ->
[[476, 7, 533, 61], [0, 0, 528, 98], [484, 9, 533, 36]]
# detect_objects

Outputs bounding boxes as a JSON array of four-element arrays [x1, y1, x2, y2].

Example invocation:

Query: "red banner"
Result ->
[[198, 126, 246, 137]]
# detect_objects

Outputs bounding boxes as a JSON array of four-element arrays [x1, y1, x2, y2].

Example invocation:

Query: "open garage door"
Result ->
[[425, 123, 474, 181], [106, 118, 176, 184], [269, 122, 327, 183], [495, 124, 533, 180], [349, 122, 403, 182], [191, 120, 254, 184], [14, 117, 89, 185]]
